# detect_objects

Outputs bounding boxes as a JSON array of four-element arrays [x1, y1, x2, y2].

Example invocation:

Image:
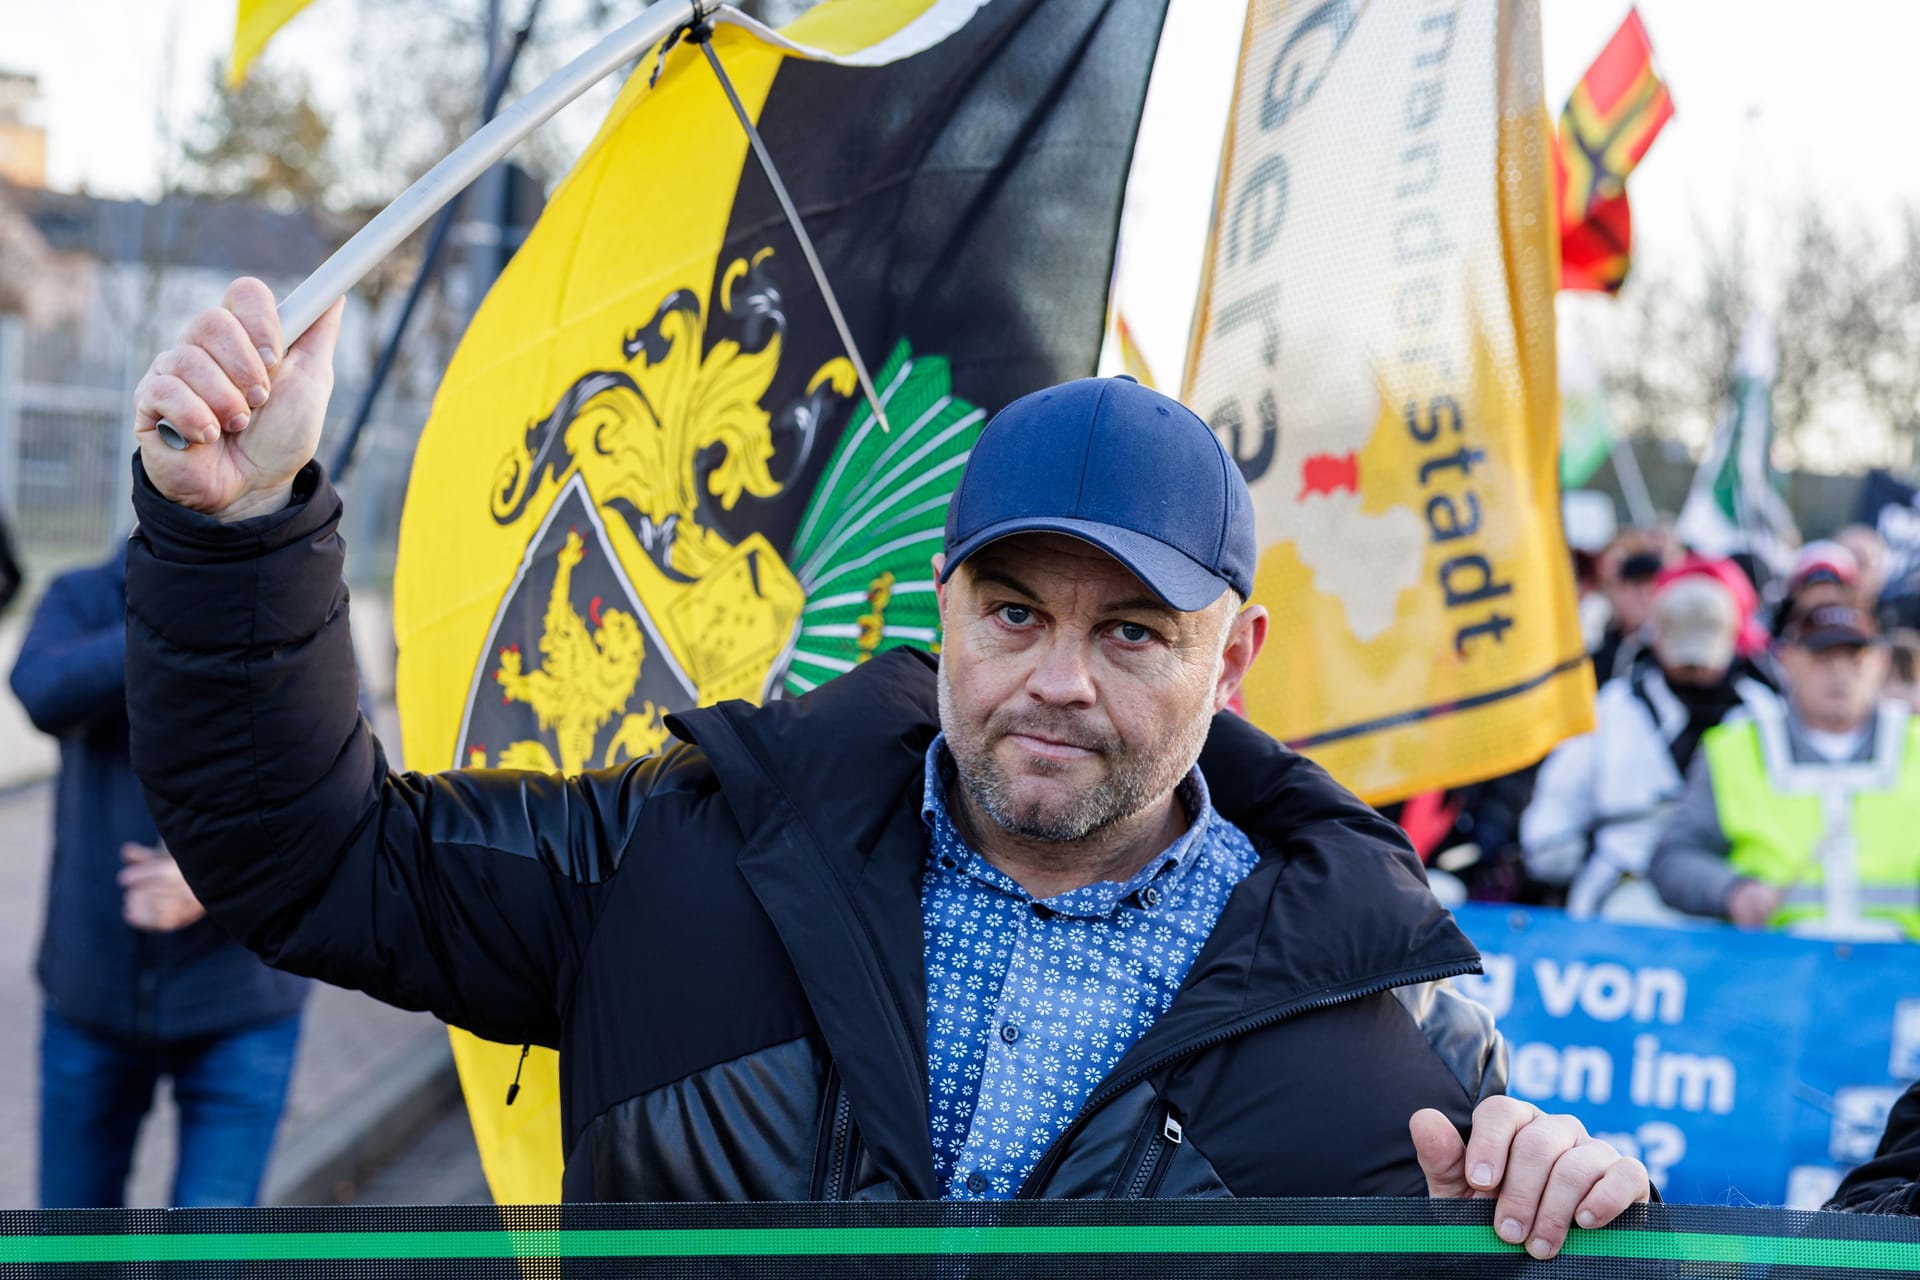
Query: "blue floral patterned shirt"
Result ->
[[920, 734, 1260, 1199]]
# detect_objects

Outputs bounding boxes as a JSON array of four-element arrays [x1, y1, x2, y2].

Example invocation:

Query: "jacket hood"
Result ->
[[668, 647, 940, 855]]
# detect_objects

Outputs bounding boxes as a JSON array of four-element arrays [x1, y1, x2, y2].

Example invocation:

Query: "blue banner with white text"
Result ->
[[1449, 904, 1920, 1208]]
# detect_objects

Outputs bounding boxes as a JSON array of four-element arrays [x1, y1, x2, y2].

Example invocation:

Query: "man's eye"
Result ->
[[998, 604, 1034, 626], [1116, 622, 1154, 644]]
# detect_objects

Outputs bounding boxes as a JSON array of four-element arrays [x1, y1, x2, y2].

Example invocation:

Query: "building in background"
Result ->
[[0, 71, 47, 190], [0, 175, 377, 574], [0, 66, 446, 582]]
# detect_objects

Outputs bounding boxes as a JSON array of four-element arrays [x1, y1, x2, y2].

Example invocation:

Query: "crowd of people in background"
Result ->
[[1414, 516, 1920, 944]]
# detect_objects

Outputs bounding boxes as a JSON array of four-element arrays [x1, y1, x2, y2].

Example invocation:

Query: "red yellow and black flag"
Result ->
[[392, 0, 1170, 1201], [1555, 7, 1673, 294]]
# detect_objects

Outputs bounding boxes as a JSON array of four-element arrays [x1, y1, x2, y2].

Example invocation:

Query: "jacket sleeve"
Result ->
[[1648, 752, 1740, 919], [9, 571, 128, 737], [124, 458, 642, 1048], [1825, 1078, 1920, 1214]]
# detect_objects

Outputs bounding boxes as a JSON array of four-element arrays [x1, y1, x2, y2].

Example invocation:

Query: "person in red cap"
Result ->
[[1770, 540, 1861, 644], [1650, 602, 1920, 939], [1522, 574, 1776, 921]]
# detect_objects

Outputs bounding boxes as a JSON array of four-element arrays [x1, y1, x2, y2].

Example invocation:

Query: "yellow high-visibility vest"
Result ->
[[1701, 707, 1920, 939]]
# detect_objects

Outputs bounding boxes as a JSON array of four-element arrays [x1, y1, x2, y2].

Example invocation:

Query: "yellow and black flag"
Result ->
[[392, 0, 1170, 1202]]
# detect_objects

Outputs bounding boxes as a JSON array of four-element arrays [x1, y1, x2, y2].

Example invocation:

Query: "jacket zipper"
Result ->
[[1016, 959, 1481, 1199], [1122, 1108, 1183, 1199], [825, 1087, 855, 1200], [813, 1068, 856, 1201]]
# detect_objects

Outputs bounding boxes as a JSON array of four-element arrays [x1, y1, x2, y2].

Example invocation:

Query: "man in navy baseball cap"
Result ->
[[923, 376, 1645, 1228], [131, 267, 1652, 1232], [932, 374, 1266, 860]]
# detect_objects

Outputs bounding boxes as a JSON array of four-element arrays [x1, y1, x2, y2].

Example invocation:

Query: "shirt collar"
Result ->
[[921, 734, 1214, 918]]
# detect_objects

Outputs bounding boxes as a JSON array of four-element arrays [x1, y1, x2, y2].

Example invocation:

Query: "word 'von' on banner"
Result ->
[[1450, 905, 1920, 1208], [1185, 0, 1592, 803]]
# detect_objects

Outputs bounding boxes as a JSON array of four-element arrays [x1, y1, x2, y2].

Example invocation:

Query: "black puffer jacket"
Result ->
[[125, 460, 1505, 1202]]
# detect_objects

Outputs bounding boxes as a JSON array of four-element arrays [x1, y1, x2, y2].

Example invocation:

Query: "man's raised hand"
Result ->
[[1411, 1097, 1650, 1260], [134, 277, 344, 523]]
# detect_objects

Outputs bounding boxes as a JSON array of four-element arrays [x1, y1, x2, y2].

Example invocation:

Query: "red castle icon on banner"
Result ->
[[1299, 451, 1360, 499]]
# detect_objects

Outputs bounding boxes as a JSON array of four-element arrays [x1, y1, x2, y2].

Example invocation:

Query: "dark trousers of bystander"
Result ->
[[37, 1005, 301, 1208]]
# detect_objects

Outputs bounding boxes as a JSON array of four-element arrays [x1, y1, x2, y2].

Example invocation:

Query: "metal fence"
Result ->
[[0, 316, 134, 575], [0, 313, 429, 586]]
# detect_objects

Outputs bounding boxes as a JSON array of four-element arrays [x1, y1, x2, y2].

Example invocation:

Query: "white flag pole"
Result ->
[[1608, 435, 1657, 528], [158, 0, 704, 448]]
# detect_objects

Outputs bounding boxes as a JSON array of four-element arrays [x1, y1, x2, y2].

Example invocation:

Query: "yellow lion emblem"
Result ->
[[471, 529, 672, 774]]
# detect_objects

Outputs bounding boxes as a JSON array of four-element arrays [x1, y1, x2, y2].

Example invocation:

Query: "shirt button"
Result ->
[[1000, 1023, 1020, 1044], [1140, 886, 1162, 908], [965, 1173, 987, 1193]]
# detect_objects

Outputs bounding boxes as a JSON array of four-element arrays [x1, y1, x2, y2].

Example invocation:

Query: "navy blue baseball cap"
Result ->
[[940, 377, 1256, 611]]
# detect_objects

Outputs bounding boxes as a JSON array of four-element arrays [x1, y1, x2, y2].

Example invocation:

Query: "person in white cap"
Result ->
[[1522, 574, 1775, 919]]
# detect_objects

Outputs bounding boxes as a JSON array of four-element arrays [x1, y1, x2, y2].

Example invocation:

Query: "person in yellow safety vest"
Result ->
[[1649, 603, 1920, 940]]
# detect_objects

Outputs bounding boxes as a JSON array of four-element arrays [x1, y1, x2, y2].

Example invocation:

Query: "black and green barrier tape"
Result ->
[[3, 1199, 1916, 1276]]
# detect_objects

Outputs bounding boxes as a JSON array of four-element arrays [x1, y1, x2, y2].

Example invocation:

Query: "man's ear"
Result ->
[[932, 552, 947, 612], [1216, 603, 1268, 712]]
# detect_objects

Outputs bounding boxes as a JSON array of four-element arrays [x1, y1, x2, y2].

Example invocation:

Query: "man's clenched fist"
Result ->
[[134, 277, 344, 522]]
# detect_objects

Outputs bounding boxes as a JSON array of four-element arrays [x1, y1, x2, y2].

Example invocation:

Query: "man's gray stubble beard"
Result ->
[[935, 660, 1212, 845]]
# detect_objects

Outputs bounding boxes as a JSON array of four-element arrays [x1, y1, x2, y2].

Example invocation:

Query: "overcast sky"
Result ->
[[6, 0, 1917, 390], [1111, 0, 1920, 391]]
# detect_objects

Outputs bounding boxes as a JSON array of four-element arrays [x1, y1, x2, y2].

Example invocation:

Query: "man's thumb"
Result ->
[[1409, 1108, 1470, 1198], [283, 297, 345, 373]]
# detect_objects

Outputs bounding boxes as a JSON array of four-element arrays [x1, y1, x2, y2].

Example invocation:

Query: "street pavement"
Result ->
[[345, 1100, 489, 1206]]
